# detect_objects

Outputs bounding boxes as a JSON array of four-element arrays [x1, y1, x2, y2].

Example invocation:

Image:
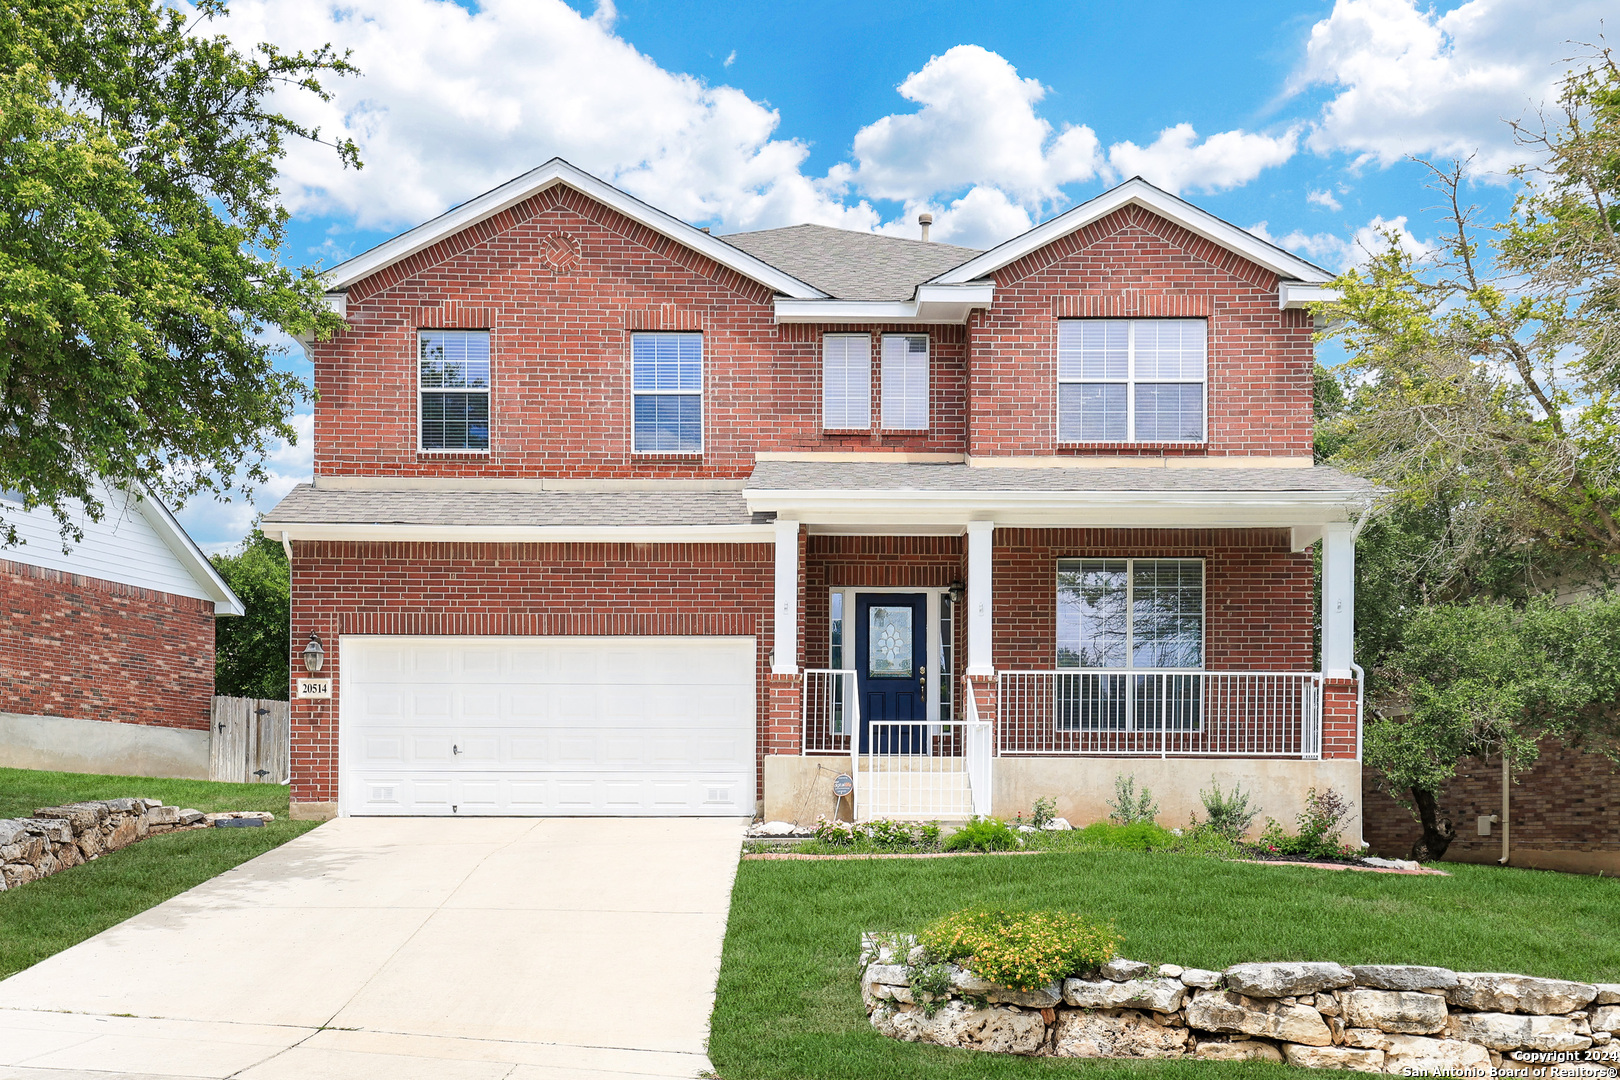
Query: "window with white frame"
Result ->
[[632, 332, 703, 454], [881, 333, 930, 430], [418, 330, 490, 451], [1055, 558, 1204, 730], [822, 334, 871, 430], [1057, 319, 1206, 443]]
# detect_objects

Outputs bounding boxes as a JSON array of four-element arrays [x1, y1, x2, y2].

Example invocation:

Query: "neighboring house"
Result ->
[[262, 159, 1374, 835], [0, 486, 244, 779]]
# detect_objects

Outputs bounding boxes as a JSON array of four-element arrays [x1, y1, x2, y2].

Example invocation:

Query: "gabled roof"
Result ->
[[320, 158, 828, 300], [132, 488, 246, 616], [721, 224, 981, 301], [928, 177, 1337, 288]]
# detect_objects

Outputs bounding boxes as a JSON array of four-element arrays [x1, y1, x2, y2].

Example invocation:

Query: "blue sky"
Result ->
[[178, 0, 1610, 550]]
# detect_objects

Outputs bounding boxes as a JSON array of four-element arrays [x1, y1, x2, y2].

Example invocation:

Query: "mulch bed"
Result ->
[[742, 849, 1448, 873]]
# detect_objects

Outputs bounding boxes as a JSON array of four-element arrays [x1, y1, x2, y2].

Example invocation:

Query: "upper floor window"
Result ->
[[1057, 319, 1206, 443], [822, 333, 871, 430], [881, 334, 930, 430], [419, 330, 490, 452], [632, 332, 703, 454]]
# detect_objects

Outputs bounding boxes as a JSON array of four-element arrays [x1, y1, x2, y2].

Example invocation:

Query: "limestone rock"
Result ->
[[178, 809, 205, 826], [879, 1000, 1046, 1055], [1158, 964, 1185, 979], [1224, 961, 1356, 998], [1350, 964, 1459, 991], [0, 819, 34, 846], [1062, 977, 1186, 1013], [864, 964, 909, 987], [145, 806, 180, 826], [1180, 968, 1222, 989], [1186, 989, 1333, 1046], [1447, 973, 1597, 1015], [1281, 1043, 1386, 1071], [1042, 817, 1072, 831], [1592, 1006, 1620, 1034], [1341, 988, 1449, 1034], [2, 863, 39, 888], [1382, 1034, 1493, 1074], [1195, 1039, 1284, 1062], [32, 819, 71, 843], [1101, 957, 1151, 981], [1316, 993, 1341, 1016], [107, 817, 140, 849], [1052, 1009, 1190, 1058], [1596, 986, 1620, 1006], [1343, 1028, 1390, 1050], [1453, 1012, 1593, 1052], [35, 804, 104, 828]]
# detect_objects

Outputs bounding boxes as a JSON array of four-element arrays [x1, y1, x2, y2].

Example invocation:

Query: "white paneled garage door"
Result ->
[[340, 636, 756, 816]]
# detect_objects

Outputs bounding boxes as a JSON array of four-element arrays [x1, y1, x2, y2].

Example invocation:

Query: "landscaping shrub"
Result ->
[[1198, 777, 1261, 839], [942, 817, 1020, 852], [1258, 786, 1356, 860], [1077, 821, 1174, 851], [917, 908, 1120, 991], [812, 817, 941, 850], [1015, 795, 1058, 829], [1106, 774, 1159, 824]]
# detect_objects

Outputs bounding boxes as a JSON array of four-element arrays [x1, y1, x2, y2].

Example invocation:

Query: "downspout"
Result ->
[[1500, 754, 1511, 865], [1347, 498, 1374, 764], [279, 530, 293, 563]]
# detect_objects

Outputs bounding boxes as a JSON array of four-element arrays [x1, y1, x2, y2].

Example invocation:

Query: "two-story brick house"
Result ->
[[263, 159, 1374, 838]]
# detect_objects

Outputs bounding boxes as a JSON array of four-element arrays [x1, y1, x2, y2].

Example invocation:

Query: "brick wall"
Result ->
[[288, 539, 775, 804], [1363, 738, 1620, 861], [316, 185, 970, 480], [968, 205, 1316, 458], [0, 559, 216, 730]]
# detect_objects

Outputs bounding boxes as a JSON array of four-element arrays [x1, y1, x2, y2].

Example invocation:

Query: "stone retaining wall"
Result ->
[[0, 799, 206, 890], [862, 939, 1620, 1074]]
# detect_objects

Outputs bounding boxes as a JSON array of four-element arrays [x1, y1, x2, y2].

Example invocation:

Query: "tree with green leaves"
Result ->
[[211, 525, 289, 700], [0, 0, 358, 544]]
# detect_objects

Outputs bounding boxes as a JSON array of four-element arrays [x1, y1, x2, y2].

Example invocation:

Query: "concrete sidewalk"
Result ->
[[0, 817, 746, 1079]]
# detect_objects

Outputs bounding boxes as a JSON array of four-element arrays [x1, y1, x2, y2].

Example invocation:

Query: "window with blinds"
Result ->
[[821, 334, 871, 430], [418, 330, 491, 451], [1057, 319, 1206, 443], [881, 333, 930, 430], [632, 332, 703, 454]]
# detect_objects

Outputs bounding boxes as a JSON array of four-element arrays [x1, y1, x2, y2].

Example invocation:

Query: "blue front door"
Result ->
[[856, 593, 928, 753]]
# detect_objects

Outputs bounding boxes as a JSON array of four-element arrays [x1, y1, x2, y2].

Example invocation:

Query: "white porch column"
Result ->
[[966, 520, 995, 676], [1321, 522, 1355, 679], [772, 518, 800, 675]]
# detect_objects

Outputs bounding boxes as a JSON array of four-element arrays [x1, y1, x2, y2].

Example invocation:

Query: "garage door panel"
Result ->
[[343, 636, 755, 816]]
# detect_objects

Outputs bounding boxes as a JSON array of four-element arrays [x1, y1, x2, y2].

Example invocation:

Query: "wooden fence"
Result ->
[[209, 696, 290, 784]]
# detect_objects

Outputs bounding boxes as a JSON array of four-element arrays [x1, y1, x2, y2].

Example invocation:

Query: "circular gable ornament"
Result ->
[[542, 231, 582, 274]]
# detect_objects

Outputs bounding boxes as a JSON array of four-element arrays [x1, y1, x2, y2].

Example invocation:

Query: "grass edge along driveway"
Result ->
[[0, 766, 319, 980], [709, 849, 1620, 1080]]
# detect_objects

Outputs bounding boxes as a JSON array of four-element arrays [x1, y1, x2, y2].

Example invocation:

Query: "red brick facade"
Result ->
[[0, 559, 216, 731]]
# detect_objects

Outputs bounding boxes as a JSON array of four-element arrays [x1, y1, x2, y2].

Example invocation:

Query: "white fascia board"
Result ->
[[271, 522, 778, 544], [743, 487, 1366, 529], [930, 178, 1336, 287], [774, 282, 995, 325], [1279, 282, 1341, 309], [321, 158, 827, 300], [133, 490, 246, 616]]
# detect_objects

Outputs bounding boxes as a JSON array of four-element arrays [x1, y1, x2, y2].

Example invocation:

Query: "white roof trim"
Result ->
[[1280, 282, 1340, 309], [273, 522, 776, 544], [774, 282, 995, 325], [930, 178, 1336, 287], [321, 158, 827, 300], [132, 490, 246, 616]]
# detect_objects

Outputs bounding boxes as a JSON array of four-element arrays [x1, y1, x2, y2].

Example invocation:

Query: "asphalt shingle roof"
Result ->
[[746, 460, 1379, 494], [720, 224, 983, 301], [261, 485, 754, 527]]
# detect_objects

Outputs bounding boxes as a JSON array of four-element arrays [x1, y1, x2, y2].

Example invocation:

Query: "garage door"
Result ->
[[340, 636, 756, 816]]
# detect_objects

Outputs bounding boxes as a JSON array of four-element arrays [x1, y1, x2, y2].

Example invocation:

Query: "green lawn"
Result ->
[[0, 767, 319, 979], [709, 851, 1620, 1080]]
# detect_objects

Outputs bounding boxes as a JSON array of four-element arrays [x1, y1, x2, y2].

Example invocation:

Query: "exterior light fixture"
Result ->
[[947, 581, 965, 606], [301, 634, 325, 674]]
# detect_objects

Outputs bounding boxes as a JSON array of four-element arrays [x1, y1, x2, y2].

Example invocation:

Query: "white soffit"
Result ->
[[272, 523, 777, 544], [320, 158, 828, 301], [775, 283, 996, 324], [133, 490, 246, 616], [929, 177, 1337, 291]]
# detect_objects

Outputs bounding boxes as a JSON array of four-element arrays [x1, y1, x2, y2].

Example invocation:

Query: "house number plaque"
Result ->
[[296, 677, 332, 700]]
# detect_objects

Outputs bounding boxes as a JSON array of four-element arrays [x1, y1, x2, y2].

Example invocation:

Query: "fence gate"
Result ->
[[209, 696, 291, 783]]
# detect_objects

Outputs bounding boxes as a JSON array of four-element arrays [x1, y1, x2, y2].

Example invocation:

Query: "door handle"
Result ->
[[452, 744, 462, 755]]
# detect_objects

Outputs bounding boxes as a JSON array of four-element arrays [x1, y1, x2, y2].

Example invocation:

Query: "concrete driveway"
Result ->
[[0, 817, 745, 1080]]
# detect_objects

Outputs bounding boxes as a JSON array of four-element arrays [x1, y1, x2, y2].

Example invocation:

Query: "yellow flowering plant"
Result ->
[[916, 908, 1120, 991]]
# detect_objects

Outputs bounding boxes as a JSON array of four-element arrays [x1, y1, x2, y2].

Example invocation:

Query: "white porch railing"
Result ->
[[802, 669, 857, 754], [997, 670, 1323, 759], [855, 677, 993, 821]]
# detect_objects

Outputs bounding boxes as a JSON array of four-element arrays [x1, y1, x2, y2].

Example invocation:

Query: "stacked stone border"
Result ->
[[0, 800, 212, 890], [861, 937, 1620, 1074]]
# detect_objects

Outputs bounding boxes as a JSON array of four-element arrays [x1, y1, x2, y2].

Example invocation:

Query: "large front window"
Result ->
[[1056, 558, 1204, 730], [632, 332, 703, 453], [1057, 319, 1206, 442], [418, 330, 490, 451]]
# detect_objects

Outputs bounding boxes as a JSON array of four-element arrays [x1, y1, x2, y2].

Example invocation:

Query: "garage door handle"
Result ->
[[452, 744, 462, 755]]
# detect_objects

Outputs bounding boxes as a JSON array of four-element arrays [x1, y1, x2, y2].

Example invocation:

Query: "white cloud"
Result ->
[[1251, 214, 1430, 272], [1295, 0, 1610, 174], [838, 45, 1103, 208], [875, 186, 1035, 249], [1106, 124, 1299, 195], [176, 410, 314, 550], [1308, 188, 1343, 211], [213, 0, 877, 233], [724, 50, 736, 68]]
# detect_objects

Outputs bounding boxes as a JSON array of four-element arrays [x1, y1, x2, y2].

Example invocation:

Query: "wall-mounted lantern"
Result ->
[[301, 634, 325, 674], [947, 581, 965, 607]]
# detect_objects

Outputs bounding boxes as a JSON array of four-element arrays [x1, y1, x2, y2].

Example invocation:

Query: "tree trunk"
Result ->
[[1407, 786, 1457, 862]]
